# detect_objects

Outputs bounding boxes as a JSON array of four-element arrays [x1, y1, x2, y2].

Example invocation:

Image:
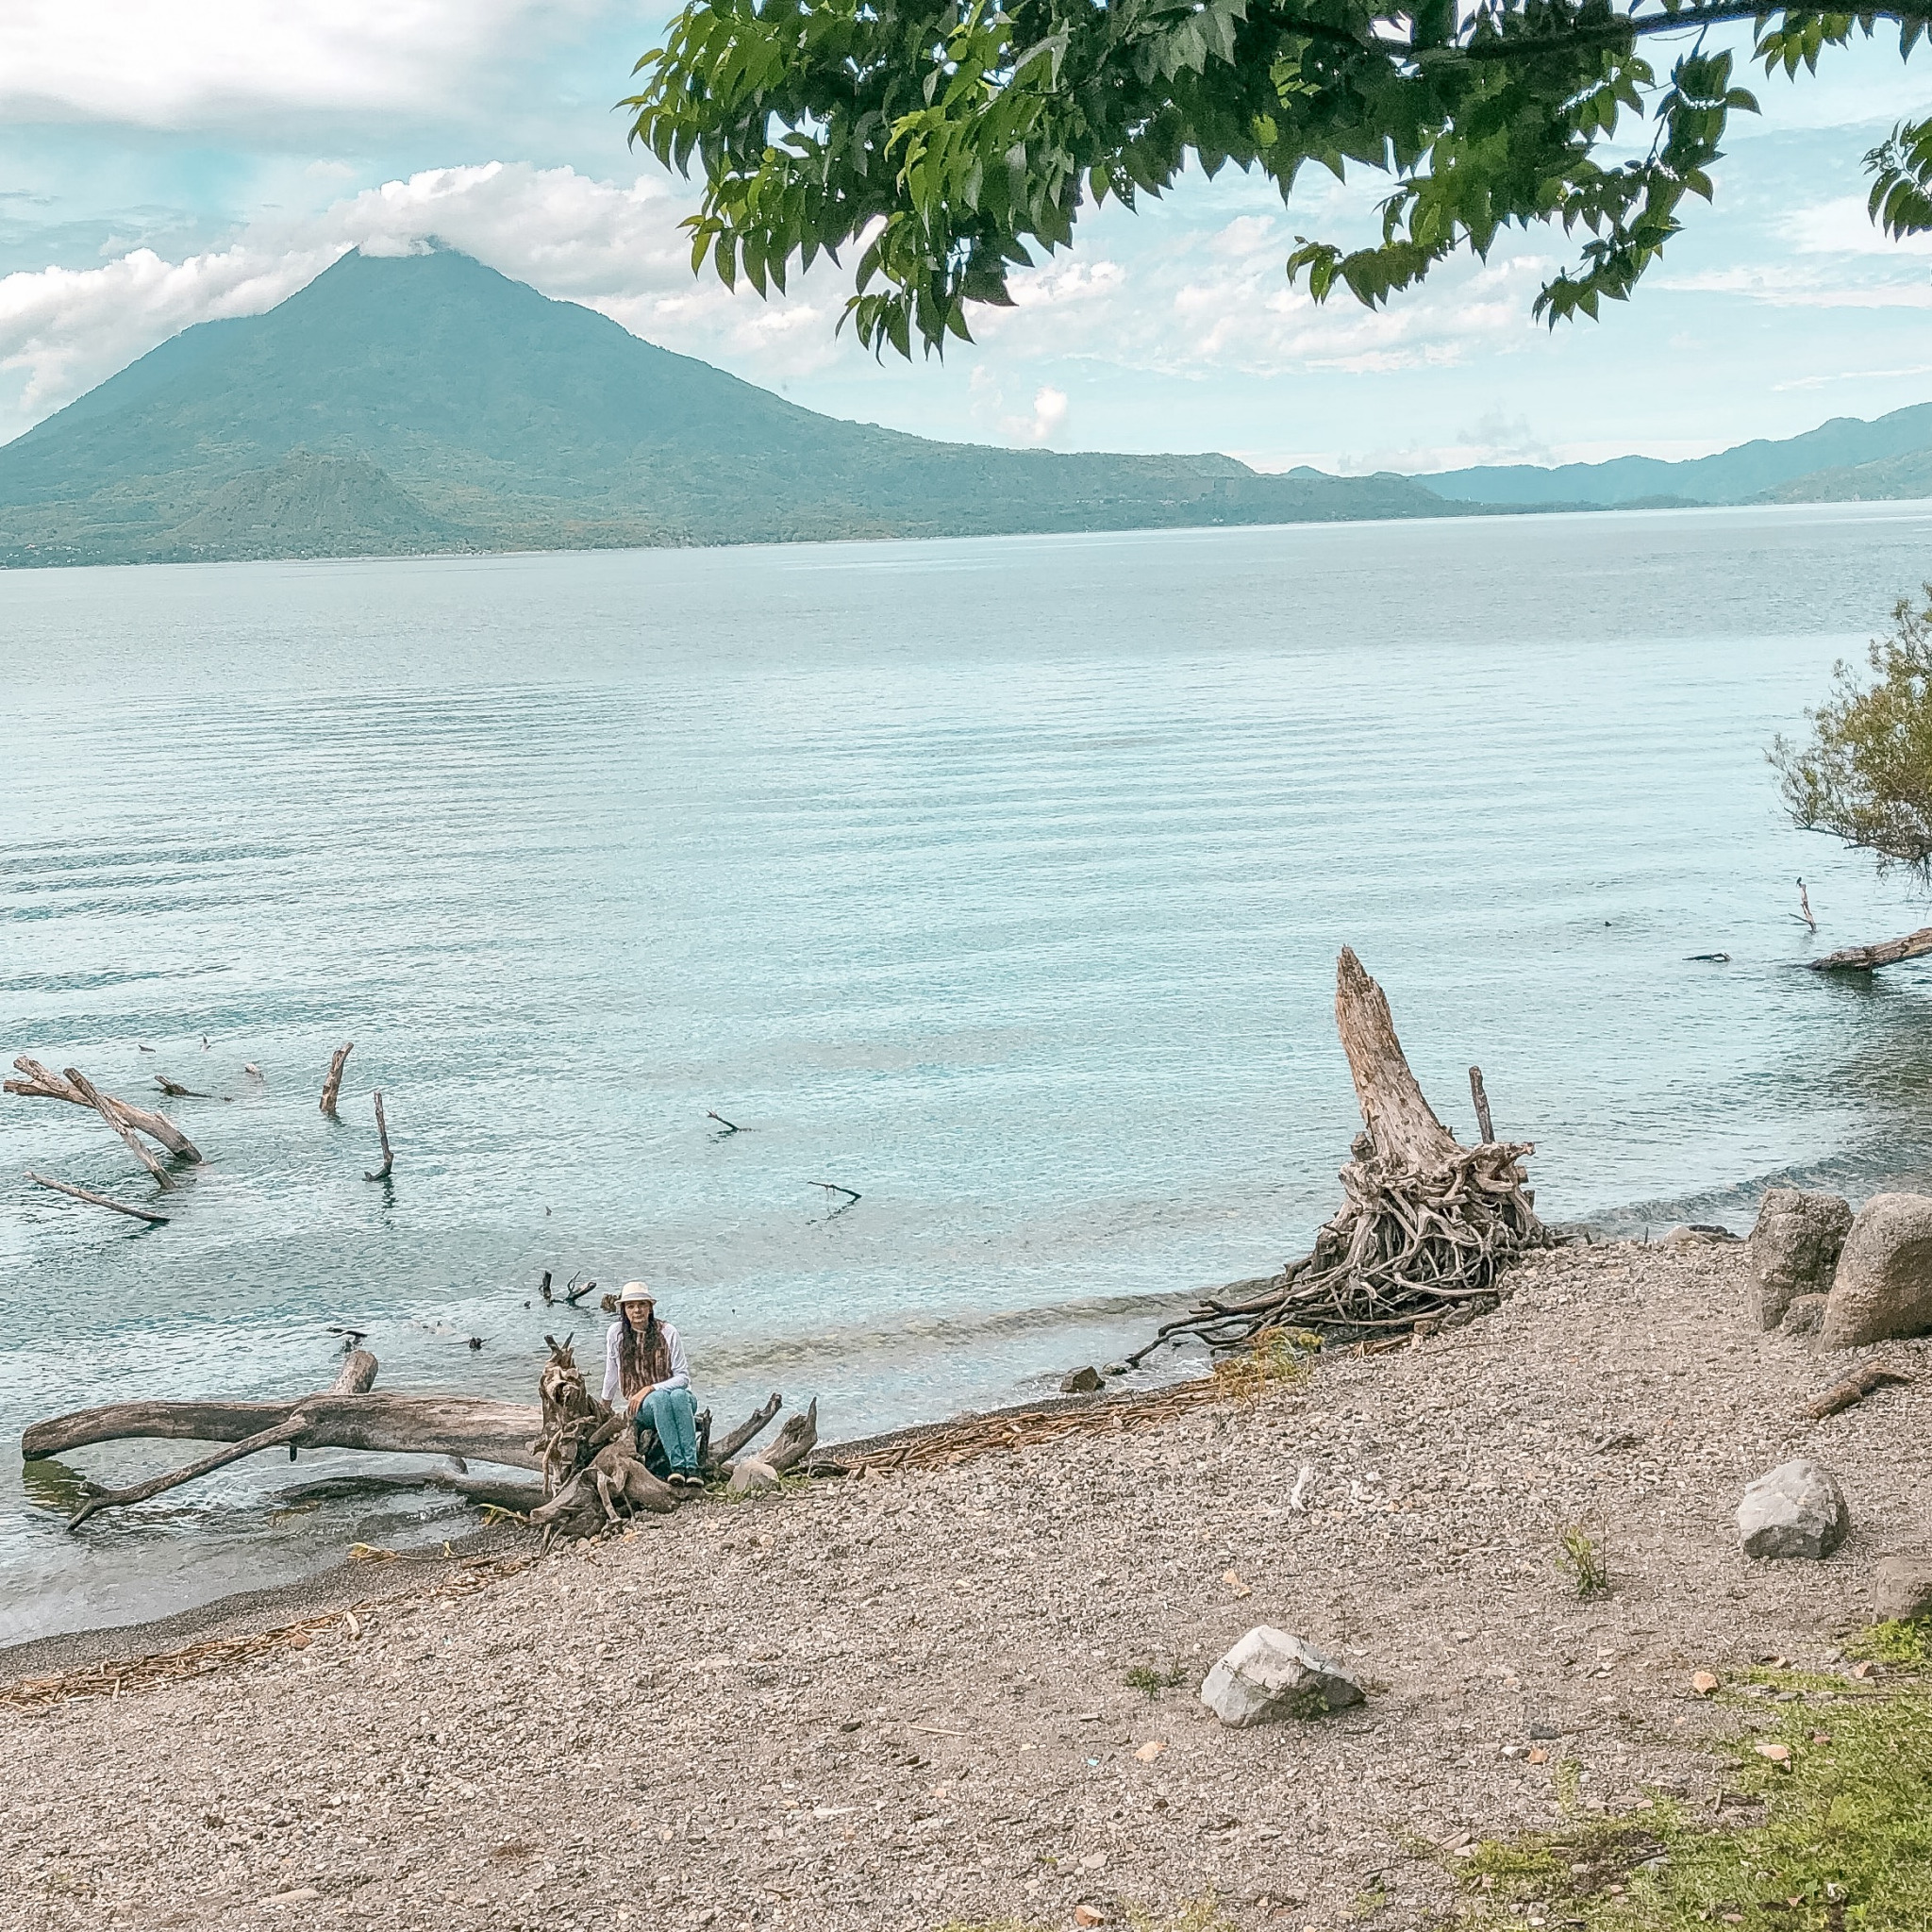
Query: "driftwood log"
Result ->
[[25, 1328, 808, 1541], [320, 1043, 353, 1118], [66, 1067, 175, 1191], [25, 1356, 544, 1534], [1808, 926, 1932, 973], [1131, 948, 1546, 1363], [365, 1091, 393, 1182], [6, 1058, 203, 1162], [1803, 1362, 1912, 1420], [25, 1170, 170, 1224]]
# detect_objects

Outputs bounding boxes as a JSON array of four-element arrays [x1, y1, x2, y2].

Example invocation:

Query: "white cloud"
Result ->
[[967, 368, 1073, 444], [0, 1, 608, 130], [1785, 193, 1932, 257], [0, 161, 849, 442], [1009, 385, 1069, 441]]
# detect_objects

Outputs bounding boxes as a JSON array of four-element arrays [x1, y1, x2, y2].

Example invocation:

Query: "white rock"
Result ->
[[727, 1457, 779, 1496], [1198, 1626, 1364, 1727], [1737, 1457, 1850, 1560]]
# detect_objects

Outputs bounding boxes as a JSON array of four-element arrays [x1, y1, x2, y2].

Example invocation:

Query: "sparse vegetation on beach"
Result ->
[[1556, 1523, 1612, 1601], [1462, 1662, 1932, 1931]]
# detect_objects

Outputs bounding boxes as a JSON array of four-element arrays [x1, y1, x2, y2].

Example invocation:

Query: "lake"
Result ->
[[7, 501, 1932, 1646]]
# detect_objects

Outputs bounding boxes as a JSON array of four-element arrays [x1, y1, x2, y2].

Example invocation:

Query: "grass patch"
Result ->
[[1459, 1668, 1932, 1929], [1556, 1522, 1611, 1600], [1124, 1660, 1189, 1697], [1846, 1617, 1932, 1667], [1211, 1326, 1319, 1398]]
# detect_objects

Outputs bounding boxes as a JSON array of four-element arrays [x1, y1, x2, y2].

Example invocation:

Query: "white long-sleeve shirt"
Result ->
[[602, 1319, 691, 1413]]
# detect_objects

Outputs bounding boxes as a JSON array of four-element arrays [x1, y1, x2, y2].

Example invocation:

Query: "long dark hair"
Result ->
[[617, 1307, 669, 1399]]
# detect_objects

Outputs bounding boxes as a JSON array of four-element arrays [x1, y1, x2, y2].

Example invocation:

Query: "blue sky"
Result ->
[[3, 1, 1931, 473]]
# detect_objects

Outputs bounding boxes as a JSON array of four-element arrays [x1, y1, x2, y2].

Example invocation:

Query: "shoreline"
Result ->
[[5, 1234, 1926, 1930], [0, 1379, 1211, 1690]]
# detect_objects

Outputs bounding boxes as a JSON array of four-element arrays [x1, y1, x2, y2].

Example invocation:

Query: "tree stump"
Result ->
[[1131, 948, 1546, 1361]]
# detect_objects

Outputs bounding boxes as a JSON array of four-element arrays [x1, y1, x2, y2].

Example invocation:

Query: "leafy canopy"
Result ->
[[624, 0, 1932, 358], [1773, 588, 1932, 880]]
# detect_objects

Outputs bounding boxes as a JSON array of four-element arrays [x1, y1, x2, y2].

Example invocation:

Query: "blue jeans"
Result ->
[[636, 1386, 699, 1474]]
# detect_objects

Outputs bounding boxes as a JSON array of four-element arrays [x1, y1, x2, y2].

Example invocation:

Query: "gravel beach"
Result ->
[[5, 1235, 1927, 1932]]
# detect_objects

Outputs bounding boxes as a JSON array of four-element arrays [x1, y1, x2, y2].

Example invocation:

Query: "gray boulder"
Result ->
[[1199, 1627, 1363, 1727], [1781, 1293, 1828, 1339], [1059, 1366, 1104, 1395], [1823, 1193, 1932, 1349], [1874, 1555, 1932, 1623], [1748, 1189, 1852, 1330], [1738, 1457, 1851, 1560]]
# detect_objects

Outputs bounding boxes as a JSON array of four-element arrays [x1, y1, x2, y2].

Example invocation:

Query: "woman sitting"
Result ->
[[603, 1282, 702, 1489]]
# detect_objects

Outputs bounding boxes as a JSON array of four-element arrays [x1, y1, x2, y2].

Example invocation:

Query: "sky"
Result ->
[[3, 2, 1932, 473]]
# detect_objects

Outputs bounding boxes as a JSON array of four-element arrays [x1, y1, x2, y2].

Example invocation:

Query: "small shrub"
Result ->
[[1124, 1660, 1188, 1697], [1850, 1617, 1932, 1666], [1211, 1326, 1318, 1398], [1556, 1523, 1610, 1600]]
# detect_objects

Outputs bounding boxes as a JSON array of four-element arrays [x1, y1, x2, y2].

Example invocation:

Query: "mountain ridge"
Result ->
[[5, 246, 1931, 569], [0, 250, 1458, 568], [1417, 402, 1932, 508]]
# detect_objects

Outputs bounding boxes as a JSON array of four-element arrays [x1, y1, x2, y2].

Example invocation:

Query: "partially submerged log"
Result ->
[[275, 1470, 546, 1515], [67, 1412, 314, 1531], [1807, 925, 1932, 973], [7, 1058, 203, 1162], [320, 1042, 353, 1118], [25, 1331, 816, 1541], [67, 1067, 175, 1191], [1131, 948, 1546, 1362], [25, 1170, 170, 1225], [23, 1389, 541, 1474], [365, 1091, 393, 1182]]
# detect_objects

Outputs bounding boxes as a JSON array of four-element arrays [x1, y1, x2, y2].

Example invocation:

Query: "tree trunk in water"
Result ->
[[23, 1391, 541, 1472], [6, 1058, 204, 1162], [320, 1043, 354, 1117], [24, 1170, 171, 1224], [1808, 925, 1932, 972]]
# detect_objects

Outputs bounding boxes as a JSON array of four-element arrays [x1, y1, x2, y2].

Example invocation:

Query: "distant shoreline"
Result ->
[[7, 490, 1927, 576]]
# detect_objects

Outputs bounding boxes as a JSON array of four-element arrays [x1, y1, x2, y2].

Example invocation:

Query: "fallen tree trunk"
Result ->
[[23, 1391, 541, 1472], [68, 1067, 175, 1190], [275, 1471, 547, 1514], [25, 1170, 170, 1225], [6, 1058, 203, 1162], [67, 1412, 312, 1531], [1807, 925, 1932, 973], [1130, 948, 1546, 1363]]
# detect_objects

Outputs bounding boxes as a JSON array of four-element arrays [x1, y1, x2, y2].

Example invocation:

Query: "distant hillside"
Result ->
[[1421, 402, 1932, 508], [0, 249, 1458, 568]]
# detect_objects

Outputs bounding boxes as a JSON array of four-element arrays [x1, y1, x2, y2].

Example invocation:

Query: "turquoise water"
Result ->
[[7, 503, 1932, 1645]]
